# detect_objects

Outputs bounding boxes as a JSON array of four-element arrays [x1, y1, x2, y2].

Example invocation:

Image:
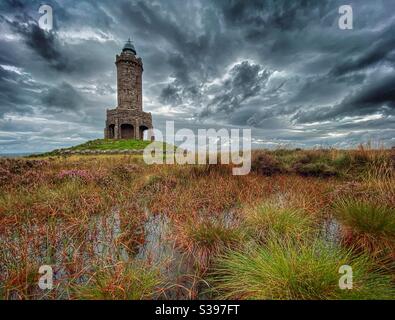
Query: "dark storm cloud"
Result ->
[[6, 17, 71, 71], [161, 84, 182, 105], [41, 82, 83, 111], [329, 22, 395, 77], [0, 0, 394, 152], [199, 61, 272, 118], [217, 0, 333, 30], [336, 74, 395, 113], [0, 65, 40, 116], [294, 74, 395, 123], [0, 0, 28, 11], [109, 0, 237, 102]]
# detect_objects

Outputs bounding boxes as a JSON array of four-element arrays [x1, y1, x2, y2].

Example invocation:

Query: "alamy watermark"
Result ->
[[38, 265, 53, 290], [339, 5, 353, 30], [143, 121, 251, 175], [339, 265, 353, 290], [38, 5, 53, 31]]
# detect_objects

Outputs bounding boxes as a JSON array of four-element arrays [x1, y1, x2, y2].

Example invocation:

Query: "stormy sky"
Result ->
[[0, 0, 394, 153]]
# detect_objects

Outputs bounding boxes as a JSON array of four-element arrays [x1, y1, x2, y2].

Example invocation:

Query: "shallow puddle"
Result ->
[[136, 213, 201, 299], [1, 209, 201, 299], [1, 205, 344, 299]]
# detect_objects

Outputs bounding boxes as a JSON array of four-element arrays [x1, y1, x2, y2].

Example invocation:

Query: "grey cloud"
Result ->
[[6, 17, 71, 71], [41, 82, 83, 111], [218, 0, 333, 31], [0, 0, 29, 11], [329, 23, 395, 77], [0, 65, 41, 116], [294, 74, 395, 123], [197, 61, 272, 120], [0, 0, 395, 152], [160, 84, 182, 105]]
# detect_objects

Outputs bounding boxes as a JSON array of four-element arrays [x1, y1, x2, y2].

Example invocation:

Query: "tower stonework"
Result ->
[[104, 40, 153, 140]]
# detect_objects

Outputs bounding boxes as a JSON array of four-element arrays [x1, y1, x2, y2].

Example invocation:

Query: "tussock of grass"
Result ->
[[176, 218, 244, 269], [72, 262, 163, 300], [244, 204, 315, 241], [210, 239, 394, 300], [334, 199, 395, 257], [187, 222, 242, 249]]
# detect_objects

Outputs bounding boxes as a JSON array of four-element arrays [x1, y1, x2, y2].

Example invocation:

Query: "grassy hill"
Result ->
[[69, 139, 154, 151], [33, 139, 169, 157]]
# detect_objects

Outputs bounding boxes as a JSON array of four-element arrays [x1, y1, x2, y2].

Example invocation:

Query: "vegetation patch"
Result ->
[[210, 239, 394, 300], [0, 146, 393, 300], [251, 151, 284, 176], [244, 204, 315, 242], [176, 217, 244, 270], [293, 162, 338, 177], [72, 262, 164, 300], [334, 199, 395, 258], [32, 139, 173, 157], [64, 139, 152, 151]]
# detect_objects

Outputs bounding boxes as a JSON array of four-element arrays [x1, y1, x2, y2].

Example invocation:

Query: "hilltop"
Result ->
[[32, 139, 167, 157]]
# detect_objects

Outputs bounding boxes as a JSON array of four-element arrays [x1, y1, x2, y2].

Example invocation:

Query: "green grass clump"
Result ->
[[333, 199, 395, 256], [187, 222, 243, 249], [332, 153, 352, 170], [72, 262, 163, 300], [178, 219, 244, 269], [244, 204, 315, 242], [210, 239, 394, 300]]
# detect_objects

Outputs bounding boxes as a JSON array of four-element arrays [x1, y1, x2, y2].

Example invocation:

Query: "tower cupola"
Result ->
[[122, 38, 136, 55]]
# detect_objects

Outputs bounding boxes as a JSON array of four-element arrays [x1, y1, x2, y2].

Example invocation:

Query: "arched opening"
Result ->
[[139, 125, 149, 140], [121, 123, 134, 139], [108, 124, 115, 139]]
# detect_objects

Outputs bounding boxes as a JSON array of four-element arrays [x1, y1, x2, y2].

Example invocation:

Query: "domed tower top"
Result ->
[[122, 38, 136, 55]]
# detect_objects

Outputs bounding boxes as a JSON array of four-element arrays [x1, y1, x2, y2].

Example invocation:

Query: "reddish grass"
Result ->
[[0, 148, 393, 300]]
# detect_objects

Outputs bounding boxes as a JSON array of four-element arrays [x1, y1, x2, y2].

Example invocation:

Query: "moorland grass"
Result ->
[[0, 180, 108, 224], [0, 262, 40, 300], [244, 204, 315, 242], [252, 145, 393, 179], [333, 199, 395, 256], [0, 146, 393, 300], [210, 239, 394, 300], [72, 262, 163, 300], [176, 218, 244, 270]]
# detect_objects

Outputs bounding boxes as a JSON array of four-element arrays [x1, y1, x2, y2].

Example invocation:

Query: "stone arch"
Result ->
[[108, 124, 115, 139], [120, 123, 134, 139], [139, 125, 150, 140]]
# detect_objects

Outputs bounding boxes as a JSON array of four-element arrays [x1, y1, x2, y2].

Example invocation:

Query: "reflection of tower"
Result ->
[[116, 39, 143, 111], [104, 39, 153, 140]]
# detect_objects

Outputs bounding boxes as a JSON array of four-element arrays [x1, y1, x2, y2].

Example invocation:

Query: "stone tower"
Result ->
[[104, 39, 153, 139]]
